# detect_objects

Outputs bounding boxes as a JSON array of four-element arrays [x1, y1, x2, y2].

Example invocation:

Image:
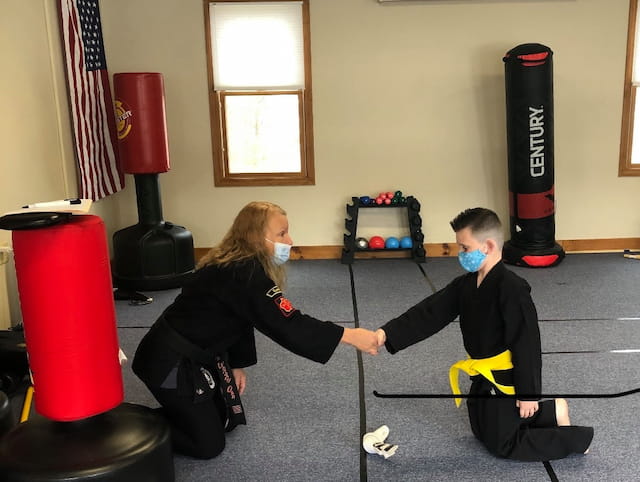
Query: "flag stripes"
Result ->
[[59, 0, 124, 200]]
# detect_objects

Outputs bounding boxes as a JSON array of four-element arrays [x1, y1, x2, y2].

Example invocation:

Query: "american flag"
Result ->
[[58, 0, 124, 200]]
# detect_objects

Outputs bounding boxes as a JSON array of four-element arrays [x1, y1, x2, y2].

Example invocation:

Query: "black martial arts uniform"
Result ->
[[381, 261, 593, 461], [132, 258, 344, 459]]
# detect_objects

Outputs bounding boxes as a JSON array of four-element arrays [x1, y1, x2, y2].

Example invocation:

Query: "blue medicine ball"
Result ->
[[385, 237, 400, 249], [400, 236, 413, 248]]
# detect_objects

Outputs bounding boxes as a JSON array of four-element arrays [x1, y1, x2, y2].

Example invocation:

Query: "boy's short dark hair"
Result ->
[[450, 208, 503, 244]]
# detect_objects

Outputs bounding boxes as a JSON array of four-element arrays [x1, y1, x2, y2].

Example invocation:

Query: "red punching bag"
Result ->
[[111, 72, 195, 293], [114, 72, 170, 174], [12, 215, 123, 421]]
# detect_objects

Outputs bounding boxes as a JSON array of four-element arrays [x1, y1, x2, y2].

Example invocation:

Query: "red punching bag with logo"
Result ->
[[114, 72, 170, 174], [110, 72, 195, 292]]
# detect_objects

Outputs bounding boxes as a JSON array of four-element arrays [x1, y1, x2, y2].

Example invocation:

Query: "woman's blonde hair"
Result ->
[[197, 201, 287, 287]]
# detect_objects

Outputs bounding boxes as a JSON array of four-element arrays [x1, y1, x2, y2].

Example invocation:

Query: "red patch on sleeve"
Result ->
[[275, 297, 296, 317]]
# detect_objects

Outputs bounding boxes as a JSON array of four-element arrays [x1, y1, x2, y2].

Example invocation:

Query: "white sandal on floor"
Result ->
[[362, 425, 398, 459]]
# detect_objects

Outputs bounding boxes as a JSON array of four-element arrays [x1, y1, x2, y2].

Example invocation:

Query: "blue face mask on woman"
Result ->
[[265, 239, 291, 265], [458, 249, 486, 273]]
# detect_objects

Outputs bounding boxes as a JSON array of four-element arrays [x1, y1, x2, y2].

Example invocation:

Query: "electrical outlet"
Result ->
[[0, 244, 12, 265]]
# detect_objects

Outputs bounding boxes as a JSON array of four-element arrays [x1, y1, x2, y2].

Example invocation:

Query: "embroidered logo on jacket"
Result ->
[[200, 367, 216, 389], [266, 285, 282, 298], [275, 296, 295, 317]]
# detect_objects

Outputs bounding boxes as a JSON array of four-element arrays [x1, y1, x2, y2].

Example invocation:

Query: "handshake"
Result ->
[[341, 327, 387, 356]]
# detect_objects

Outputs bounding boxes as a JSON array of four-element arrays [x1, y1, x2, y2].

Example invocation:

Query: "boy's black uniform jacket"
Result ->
[[382, 261, 542, 400], [381, 261, 594, 461], [132, 258, 344, 395]]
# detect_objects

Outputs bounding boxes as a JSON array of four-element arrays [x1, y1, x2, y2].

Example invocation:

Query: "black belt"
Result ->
[[157, 316, 246, 431]]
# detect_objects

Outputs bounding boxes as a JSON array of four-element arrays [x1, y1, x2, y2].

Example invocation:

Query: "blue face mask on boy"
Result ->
[[458, 249, 486, 273], [265, 238, 291, 265]]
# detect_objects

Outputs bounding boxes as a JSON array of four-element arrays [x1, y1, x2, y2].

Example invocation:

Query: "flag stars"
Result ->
[[77, 0, 106, 70]]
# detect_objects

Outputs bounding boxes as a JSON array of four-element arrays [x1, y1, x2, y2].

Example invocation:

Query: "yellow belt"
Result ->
[[449, 349, 515, 408]]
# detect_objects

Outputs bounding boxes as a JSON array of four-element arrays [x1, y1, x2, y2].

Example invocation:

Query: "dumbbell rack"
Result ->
[[341, 195, 426, 264]]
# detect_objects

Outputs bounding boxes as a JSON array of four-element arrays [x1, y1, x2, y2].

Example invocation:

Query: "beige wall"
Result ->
[[0, 0, 636, 324], [99, 0, 637, 247], [1, 1, 74, 327], [0, 0, 120, 326]]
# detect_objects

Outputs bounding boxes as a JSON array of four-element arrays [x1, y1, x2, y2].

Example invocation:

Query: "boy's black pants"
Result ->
[[467, 376, 593, 461]]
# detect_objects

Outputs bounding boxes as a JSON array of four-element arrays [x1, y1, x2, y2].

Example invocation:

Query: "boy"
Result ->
[[375, 208, 593, 461]]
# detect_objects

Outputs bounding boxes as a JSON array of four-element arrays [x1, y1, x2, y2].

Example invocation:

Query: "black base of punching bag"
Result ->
[[0, 329, 29, 396], [112, 174, 195, 291], [0, 391, 15, 439], [503, 240, 565, 268], [112, 222, 195, 291], [0, 403, 174, 482]]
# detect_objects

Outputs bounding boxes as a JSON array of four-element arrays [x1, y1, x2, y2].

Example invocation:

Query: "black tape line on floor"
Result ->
[[373, 387, 640, 399], [543, 349, 640, 354], [543, 461, 559, 482], [540, 317, 640, 322], [416, 263, 438, 294], [349, 264, 369, 482]]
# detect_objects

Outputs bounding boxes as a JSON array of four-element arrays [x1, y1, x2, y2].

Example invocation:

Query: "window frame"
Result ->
[[620, 0, 640, 176], [218, 90, 307, 178], [203, 0, 315, 187]]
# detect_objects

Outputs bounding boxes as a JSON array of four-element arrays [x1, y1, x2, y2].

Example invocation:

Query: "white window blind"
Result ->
[[210, 2, 304, 90]]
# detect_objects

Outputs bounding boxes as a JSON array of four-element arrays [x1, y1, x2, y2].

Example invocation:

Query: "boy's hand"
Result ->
[[342, 328, 379, 355], [375, 329, 386, 347], [516, 400, 538, 418]]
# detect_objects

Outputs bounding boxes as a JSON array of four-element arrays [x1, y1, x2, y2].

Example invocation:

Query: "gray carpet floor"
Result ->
[[118, 254, 640, 481], [7, 254, 638, 481], [354, 255, 639, 482]]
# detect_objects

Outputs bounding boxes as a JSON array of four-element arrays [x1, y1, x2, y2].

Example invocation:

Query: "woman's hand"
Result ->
[[341, 328, 379, 355], [232, 368, 247, 395]]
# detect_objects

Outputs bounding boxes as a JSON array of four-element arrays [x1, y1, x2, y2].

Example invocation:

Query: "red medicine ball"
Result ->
[[369, 236, 385, 249]]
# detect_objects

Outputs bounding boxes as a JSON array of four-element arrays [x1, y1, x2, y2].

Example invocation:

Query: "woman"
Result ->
[[132, 201, 379, 459]]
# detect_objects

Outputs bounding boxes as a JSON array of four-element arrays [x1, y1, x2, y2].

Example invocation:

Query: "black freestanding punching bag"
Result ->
[[111, 73, 195, 295], [502, 44, 565, 267]]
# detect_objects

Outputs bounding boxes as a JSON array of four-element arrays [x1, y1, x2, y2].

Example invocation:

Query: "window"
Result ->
[[204, 0, 315, 186], [620, 0, 640, 176]]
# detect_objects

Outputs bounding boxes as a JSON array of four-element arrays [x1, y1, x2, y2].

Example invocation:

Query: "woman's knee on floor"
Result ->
[[180, 433, 226, 460], [555, 398, 570, 426], [169, 416, 227, 460]]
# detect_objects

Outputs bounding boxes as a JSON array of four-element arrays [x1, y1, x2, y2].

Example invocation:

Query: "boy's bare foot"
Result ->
[[555, 398, 571, 426]]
